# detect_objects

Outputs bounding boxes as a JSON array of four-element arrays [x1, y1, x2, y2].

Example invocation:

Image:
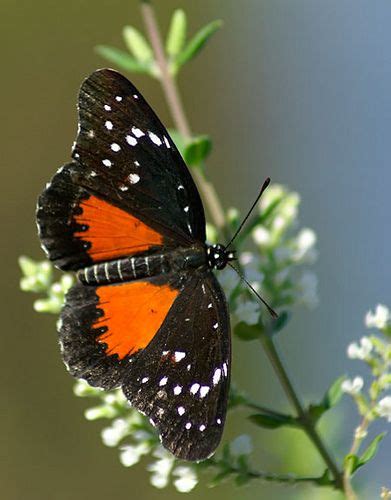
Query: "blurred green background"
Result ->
[[3, 0, 391, 498]]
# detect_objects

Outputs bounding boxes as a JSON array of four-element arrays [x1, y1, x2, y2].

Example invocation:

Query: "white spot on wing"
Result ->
[[200, 386, 210, 398], [126, 135, 137, 146], [159, 376, 168, 386], [184, 206, 189, 213], [178, 185, 184, 190], [164, 136, 171, 148], [111, 143, 121, 152], [115, 96, 122, 102], [104, 104, 111, 111], [105, 121, 113, 130], [208, 303, 212, 309], [190, 383, 200, 395], [177, 406, 185, 416], [88, 130, 95, 138], [133, 94, 139, 99], [217, 418, 222, 425], [102, 159, 112, 167], [141, 377, 149, 383], [134, 160, 140, 167], [90, 171, 97, 177], [223, 362, 228, 377], [173, 385, 182, 395], [128, 173, 140, 184], [132, 126, 145, 138], [119, 185, 128, 191], [174, 351, 186, 362], [213, 368, 222, 385], [199, 424, 206, 432], [148, 131, 162, 146], [185, 422, 192, 430], [213, 322, 219, 329]]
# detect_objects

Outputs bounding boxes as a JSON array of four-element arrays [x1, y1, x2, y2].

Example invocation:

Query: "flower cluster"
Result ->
[[74, 379, 199, 492], [218, 183, 318, 330], [341, 304, 391, 489], [343, 304, 391, 421]]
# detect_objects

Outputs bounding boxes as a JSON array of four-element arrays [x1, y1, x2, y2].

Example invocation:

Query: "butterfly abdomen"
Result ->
[[78, 245, 207, 286]]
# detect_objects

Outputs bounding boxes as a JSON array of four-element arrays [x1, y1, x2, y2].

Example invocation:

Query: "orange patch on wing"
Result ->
[[74, 195, 163, 261], [95, 281, 179, 359]]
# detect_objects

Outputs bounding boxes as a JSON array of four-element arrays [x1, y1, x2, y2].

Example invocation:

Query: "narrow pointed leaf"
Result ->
[[357, 433, 386, 470], [95, 46, 151, 74], [183, 135, 212, 166], [122, 26, 153, 63], [323, 375, 346, 408], [166, 9, 187, 57], [249, 412, 297, 429], [234, 321, 263, 341], [176, 20, 223, 67]]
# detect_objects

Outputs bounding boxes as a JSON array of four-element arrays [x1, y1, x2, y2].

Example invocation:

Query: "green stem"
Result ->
[[206, 458, 331, 487], [140, 0, 227, 235], [260, 333, 343, 490]]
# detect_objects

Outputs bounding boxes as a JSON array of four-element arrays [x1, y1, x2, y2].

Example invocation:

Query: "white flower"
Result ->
[[147, 447, 175, 489], [365, 304, 390, 330], [173, 466, 198, 493], [101, 418, 129, 447], [297, 272, 319, 308], [230, 434, 253, 456], [218, 267, 238, 297], [252, 226, 270, 246], [377, 396, 391, 422], [235, 299, 260, 325], [119, 442, 151, 467], [259, 184, 285, 211], [347, 337, 373, 360], [292, 228, 318, 263], [341, 376, 364, 395]]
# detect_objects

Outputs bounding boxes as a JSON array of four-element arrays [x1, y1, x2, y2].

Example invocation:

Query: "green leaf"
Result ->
[[183, 135, 212, 167], [307, 375, 346, 422], [271, 311, 290, 333], [345, 433, 386, 476], [209, 469, 231, 486], [167, 129, 186, 156], [95, 45, 151, 74], [166, 9, 187, 57], [235, 473, 251, 486], [323, 375, 346, 409], [249, 412, 297, 429], [176, 20, 223, 68], [317, 469, 334, 487], [357, 433, 386, 469], [234, 321, 263, 341], [122, 26, 153, 63]]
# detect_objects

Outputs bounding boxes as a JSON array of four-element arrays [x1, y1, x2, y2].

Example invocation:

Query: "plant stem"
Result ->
[[140, 0, 227, 234], [140, 0, 344, 493], [206, 458, 331, 486], [260, 333, 343, 490], [343, 401, 376, 499]]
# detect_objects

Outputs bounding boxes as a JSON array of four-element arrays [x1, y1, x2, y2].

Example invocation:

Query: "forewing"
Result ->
[[37, 69, 206, 270], [122, 271, 231, 461], [73, 68, 205, 243]]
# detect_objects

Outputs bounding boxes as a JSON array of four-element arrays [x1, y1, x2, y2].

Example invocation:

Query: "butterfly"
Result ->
[[36, 68, 239, 461]]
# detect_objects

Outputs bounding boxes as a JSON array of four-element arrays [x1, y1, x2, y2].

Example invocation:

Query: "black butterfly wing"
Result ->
[[37, 69, 206, 270], [59, 269, 230, 461], [122, 271, 231, 461]]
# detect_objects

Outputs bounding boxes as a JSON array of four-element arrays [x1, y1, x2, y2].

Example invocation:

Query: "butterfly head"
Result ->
[[206, 244, 235, 270]]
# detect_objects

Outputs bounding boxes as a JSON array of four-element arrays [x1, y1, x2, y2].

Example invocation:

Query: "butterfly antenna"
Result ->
[[228, 262, 278, 319], [226, 177, 271, 249]]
